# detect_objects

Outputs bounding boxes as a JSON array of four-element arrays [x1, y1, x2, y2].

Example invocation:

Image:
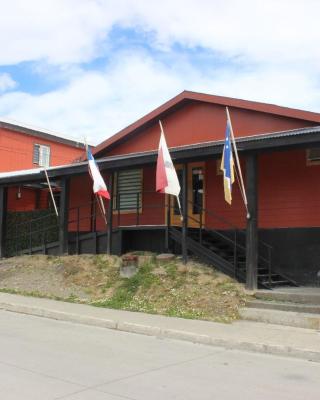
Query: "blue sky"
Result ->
[[0, 0, 319, 145]]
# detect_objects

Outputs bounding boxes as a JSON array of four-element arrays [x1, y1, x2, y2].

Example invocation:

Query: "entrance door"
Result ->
[[170, 162, 205, 228]]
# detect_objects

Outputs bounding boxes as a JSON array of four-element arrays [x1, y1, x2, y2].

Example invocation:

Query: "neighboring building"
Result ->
[[1, 91, 320, 289], [0, 120, 85, 211]]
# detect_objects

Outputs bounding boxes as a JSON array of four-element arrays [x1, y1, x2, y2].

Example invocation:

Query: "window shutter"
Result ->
[[33, 144, 40, 164], [115, 169, 142, 210], [307, 148, 320, 162]]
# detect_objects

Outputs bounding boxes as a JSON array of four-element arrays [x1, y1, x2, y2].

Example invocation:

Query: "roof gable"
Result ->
[[93, 90, 320, 157]]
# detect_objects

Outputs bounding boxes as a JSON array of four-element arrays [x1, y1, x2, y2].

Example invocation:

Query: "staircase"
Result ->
[[170, 226, 297, 289], [240, 288, 320, 329]]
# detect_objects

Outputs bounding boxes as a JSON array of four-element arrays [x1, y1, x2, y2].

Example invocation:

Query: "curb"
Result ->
[[0, 300, 320, 363]]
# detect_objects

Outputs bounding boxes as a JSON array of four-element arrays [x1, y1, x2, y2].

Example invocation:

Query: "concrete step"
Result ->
[[240, 307, 320, 329], [255, 289, 320, 305], [247, 299, 320, 314]]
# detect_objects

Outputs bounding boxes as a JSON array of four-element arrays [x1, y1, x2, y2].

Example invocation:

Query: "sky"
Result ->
[[0, 0, 319, 145]]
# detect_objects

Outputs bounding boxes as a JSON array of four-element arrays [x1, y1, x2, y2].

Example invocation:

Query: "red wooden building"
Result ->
[[0, 120, 85, 211], [1, 91, 320, 290]]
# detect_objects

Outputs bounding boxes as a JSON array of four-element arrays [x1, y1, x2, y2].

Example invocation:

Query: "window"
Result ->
[[33, 144, 51, 167], [307, 148, 320, 165], [114, 169, 142, 211]]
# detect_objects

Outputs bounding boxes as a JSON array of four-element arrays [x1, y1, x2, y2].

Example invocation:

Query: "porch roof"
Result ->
[[1, 124, 320, 186]]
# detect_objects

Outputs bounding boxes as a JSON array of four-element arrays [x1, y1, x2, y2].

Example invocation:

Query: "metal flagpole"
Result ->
[[226, 107, 250, 219], [43, 168, 59, 217]]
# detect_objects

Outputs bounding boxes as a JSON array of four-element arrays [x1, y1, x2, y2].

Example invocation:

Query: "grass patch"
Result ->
[[0, 254, 249, 322]]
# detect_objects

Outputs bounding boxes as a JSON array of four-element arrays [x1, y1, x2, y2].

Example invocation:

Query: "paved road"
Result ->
[[0, 310, 319, 400]]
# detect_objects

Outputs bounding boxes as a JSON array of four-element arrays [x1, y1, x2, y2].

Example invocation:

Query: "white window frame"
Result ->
[[33, 144, 51, 168]]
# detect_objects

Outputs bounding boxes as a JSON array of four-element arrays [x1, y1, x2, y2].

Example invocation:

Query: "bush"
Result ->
[[5, 209, 59, 256]]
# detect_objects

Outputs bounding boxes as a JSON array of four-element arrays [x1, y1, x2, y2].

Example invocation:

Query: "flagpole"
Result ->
[[43, 167, 59, 217], [176, 196, 183, 222], [226, 107, 250, 219], [98, 195, 108, 226]]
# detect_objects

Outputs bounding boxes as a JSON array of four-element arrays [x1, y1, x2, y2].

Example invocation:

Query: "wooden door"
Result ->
[[169, 162, 205, 228]]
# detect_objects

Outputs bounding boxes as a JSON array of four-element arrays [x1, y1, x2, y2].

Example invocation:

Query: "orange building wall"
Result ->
[[1, 126, 84, 212], [0, 127, 84, 172], [104, 102, 315, 157]]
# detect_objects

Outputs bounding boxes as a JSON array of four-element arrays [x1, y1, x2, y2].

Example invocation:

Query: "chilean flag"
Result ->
[[156, 121, 180, 197], [87, 148, 110, 199]]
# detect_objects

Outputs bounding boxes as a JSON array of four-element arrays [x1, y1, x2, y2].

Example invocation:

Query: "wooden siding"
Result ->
[[104, 102, 316, 157], [7, 187, 49, 211]]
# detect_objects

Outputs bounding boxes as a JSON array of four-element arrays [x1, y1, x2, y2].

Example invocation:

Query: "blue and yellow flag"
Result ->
[[220, 116, 235, 204]]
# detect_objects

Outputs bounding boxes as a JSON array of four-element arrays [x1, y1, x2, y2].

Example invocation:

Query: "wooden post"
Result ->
[[59, 176, 70, 255], [246, 153, 258, 291], [165, 195, 171, 252], [107, 173, 114, 255], [182, 163, 188, 264], [0, 187, 7, 258]]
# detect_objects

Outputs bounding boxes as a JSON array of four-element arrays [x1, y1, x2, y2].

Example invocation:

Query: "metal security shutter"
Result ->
[[115, 169, 142, 210]]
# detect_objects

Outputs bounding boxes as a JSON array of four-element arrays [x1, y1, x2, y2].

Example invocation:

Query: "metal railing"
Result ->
[[5, 211, 59, 256], [182, 200, 274, 283], [5, 191, 275, 285]]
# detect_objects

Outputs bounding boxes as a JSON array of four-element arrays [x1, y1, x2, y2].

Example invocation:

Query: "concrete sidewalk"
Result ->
[[0, 292, 319, 363]]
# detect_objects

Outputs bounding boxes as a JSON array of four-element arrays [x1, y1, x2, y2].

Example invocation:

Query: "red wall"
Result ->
[[104, 102, 315, 157], [7, 187, 49, 211], [205, 159, 247, 230], [68, 166, 165, 232], [68, 102, 320, 232], [259, 149, 320, 228], [68, 148, 320, 232], [205, 149, 320, 230]]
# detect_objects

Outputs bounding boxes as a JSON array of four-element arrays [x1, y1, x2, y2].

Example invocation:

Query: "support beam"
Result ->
[[245, 153, 258, 291], [165, 195, 171, 252], [107, 173, 114, 255], [59, 176, 70, 255], [182, 162, 188, 264], [0, 187, 7, 258]]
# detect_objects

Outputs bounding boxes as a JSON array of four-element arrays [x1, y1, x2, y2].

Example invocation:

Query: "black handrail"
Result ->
[[5, 189, 275, 284], [185, 199, 274, 280]]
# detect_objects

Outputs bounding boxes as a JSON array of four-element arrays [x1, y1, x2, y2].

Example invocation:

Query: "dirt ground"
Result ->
[[0, 254, 248, 322]]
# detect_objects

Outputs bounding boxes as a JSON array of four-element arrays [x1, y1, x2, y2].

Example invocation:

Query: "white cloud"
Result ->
[[1, 50, 318, 146], [0, 0, 320, 146], [0, 52, 185, 144], [1, 0, 320, 68], [0, 73, 16, 92]]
